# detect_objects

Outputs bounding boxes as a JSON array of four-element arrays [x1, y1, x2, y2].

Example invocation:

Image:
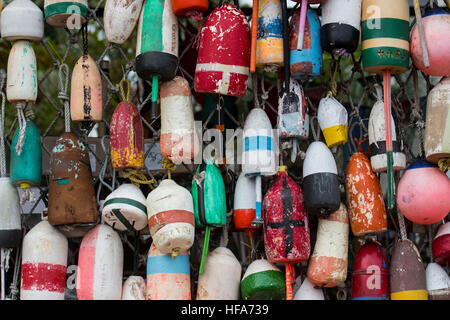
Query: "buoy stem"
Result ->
[[285, 262, 293, 300], [296, 0, 308, 50], [383, 70, 395, 210], [251, 175, 263, 227], [151, 76, 158, 119], [413, 0, 430, 68], [199, 226, 211, 275], [250, 0, 258, 73]]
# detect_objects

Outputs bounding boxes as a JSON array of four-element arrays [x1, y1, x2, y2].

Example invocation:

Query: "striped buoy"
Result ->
[[122, 276, 146, 300], [102, 183, 148, 232], [1, 0, 44, 41], [196, 247, 242, 300], [426, 262, 450, 300], [293, 277, 325, 300], [317, 95, 348, 148], [233, 173, 258, 232], [433, 222, 450, 266], [76, 224, 124, 300], [104, 0, 144, 45], [241, 259, 285, 300], [44, 0, 88, 27], [146, 242, 190, 300], [0, 178, 21, 248], [21, 219, 68, 300]]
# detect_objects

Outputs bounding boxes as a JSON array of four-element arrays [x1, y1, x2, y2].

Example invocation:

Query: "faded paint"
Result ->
[[104, 0, 144, 45]]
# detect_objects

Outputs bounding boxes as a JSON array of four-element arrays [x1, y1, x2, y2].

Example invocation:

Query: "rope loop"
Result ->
[[161, 157, 175, 179], [122, 168, 155, 189], [119, 78, 131, 102]]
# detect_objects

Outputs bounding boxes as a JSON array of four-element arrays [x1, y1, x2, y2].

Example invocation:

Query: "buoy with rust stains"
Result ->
[[70, 54, 103, 122], [102, 183, 148, 232], [432, 222, 450, 266], [171, 0, 208, 19], [396, 159, 450, 225], [104, 0, 143, 45], [160, 76, 199, 163], [307, 203, 349, 287], [241, 258, 286, 300], [44, 0, 88, 27], [345, 152, 387, 236], [1, 0, 43, 41], [122, 276, 146, 300], [233, 173, 259, 233], [76, 224, 124, 300], [20, 218, 68, 300], [426, 262, 450, 300], [47, 132, 98, 226], [0, 178, 21, 248], [294, 277, 325, 300], [317, 95, 348, 148], [351, 241, 389, 300], [146, 242, 190, 300], [147, 179, 195, 256], [196, 247, 242, 300], [390, 239, 428, 300], [194, 4, 250, 97], [303, 141, 340, 218]]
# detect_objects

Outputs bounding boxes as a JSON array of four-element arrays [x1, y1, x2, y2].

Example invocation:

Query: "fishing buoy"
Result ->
[[147, 179, 195, 256], [390, 239, 428, 300], [44, 0, 88, 27], [76, 224, 124, 300], [396, 159, 450, 225], [146, 242, 190, 300], [160, 76, 199, 163], [255, 0, 284, 69], [289, 6, 322, 80], [233, 173, 259, 232], [194, 4, 250, 97], [290, 1, 326, 51], [241, 259, 285, 300], [136, 0, 178, 118], [21, 219, 68, 300], [47, 132, 98, 226], [196, 247, 242, 300], [433, 222, 450, 266], [345, 152, 387, 236], [0, 178, 21, 248], [368, 87, 406, 172], [70, 54, 102, 122], [317, 95, 348, 148], [102, 183, 148, 232], [171, 0, 208, 19], [192, 162, 227, 274], [424, 76, 450, 164], [293, 277, 325, 300], [110, 86, 144, 171], [410, 8, 450, 77], [104, 0, 144, 45], [426, 262, 450, 300], [10, 119, 42, 188], [320, 0, 361, 55], [1, 0, 43, 41], [307, 203, 349, 287], [302, 141, 340, 218], [122, 276, 146, 300], [351, 241, 389, 300]]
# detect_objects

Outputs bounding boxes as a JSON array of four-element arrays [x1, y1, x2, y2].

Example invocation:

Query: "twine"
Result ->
[[58, 64, 71, 132]]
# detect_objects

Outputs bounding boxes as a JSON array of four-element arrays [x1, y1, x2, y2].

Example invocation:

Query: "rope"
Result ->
[[0, 90, 6, 177], [20, 188, 36, 205], [260, 73, 269, 109], [14, 102, 27, 156], [97, 135, 115, 205], [310, 116, 320, 142], [122, 168, 155, 188], [161, 158, 175, 180], [58, 64, 71, 132], [397, 209, 408, 241], [119, 79, 130, 102], [8, 245, 21, 300]]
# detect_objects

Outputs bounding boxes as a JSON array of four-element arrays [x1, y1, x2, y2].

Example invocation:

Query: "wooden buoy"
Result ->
[[293, 277, 325, 300], [426, 262, 450, 300], [241, 259, 285, 300], [0, 178, 21, 248], [233, 173, 259, 233], [104, 0, 144, 45]]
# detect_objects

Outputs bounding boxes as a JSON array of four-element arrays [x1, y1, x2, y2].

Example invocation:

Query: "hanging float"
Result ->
[[171, 0, 208, 20], [104, 0, 144, 45], [293, 277, 325, 300], [233, 173, 259, 234], [241, 258, 285, 300], [1, 0, 43, 41], [317, 95, 348, 148], [44, 0, 88, 27], [432, 222, 450, 266], [425, 262, 450, 300]]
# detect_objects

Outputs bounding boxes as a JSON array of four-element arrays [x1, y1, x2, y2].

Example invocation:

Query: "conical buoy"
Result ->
[[396, 159, 450, 225], [122, 276, 146, 300], [317, 95, 348, 148], [0, 178, 21, 248], [241, 259, 285, 300], [426, 262, 450, 300], [44, 0, 88, 27], [433, 222, 450, 266], [293, 277, 325, 300], [104, 0, 144, 45], [1, 0, 43, 41]]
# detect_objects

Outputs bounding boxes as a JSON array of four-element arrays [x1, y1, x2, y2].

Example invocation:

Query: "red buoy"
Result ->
[[432, 222, 450, 266]]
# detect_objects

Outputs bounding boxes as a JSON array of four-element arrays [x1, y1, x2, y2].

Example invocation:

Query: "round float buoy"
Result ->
[[317, 95, 348, 148], [0, 178, 21, 248], [104, 0, 143, 45], [1, 0, 43, 41], [433, 222, 450, 266], [122, 276, 146, 300], [293, 277, 325, 300], [241, 259, 285, 300]]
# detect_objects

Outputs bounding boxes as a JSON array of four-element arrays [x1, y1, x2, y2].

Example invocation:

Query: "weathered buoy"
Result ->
[[194, 4, 250, 97], [307, 203, 349, 287], [102, 183, 148, 232], [160, 76, 199, 163], [70, 54, 102, 122], [171, 0, 208, 19], [302, 141, 340, 218], [317, 95, 348, 148], [233, 173, 259, 232], [351, 241, 389, 300], [122, 276, 146, 300], [44, 0, 88, 27], [146, 242, 190, 300], [424, 76, 450, 164], [289, 6, 322, 80], [21, 219, 68, 300], [255, 0, 284, 69], [104, 0, 143, 45], [345, 152, 387, 236], [196, 247, 242, 300], [76, 224, 124, 300], [390, 239, 428, 300], [241, 259, 285, 300], [293, 277, 325, 300], [0, 178, 22, 248], [426, 262, 450, 300], [147, 179, 195, 256], [320, 0, 361, 54], [47, 132, 98, 226], [396, 159, 450, 225], [1, 0, 43, 41], [410, 8, 450, 77], [433, 222, 450, 266]]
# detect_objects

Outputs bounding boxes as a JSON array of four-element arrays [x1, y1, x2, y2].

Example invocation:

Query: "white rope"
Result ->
[[20, 188, 36, 205], [58, 64, 71, 133], [14, 102, 27, 156]]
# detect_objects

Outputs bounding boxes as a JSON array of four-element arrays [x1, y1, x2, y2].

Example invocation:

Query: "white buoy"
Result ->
[[196, 247, 242, 300], [102, 183, 148, 232], [104, 0, 144, 45], [20, 219, 68, 300], [317, 95, 348, 147], [426, 262, 450, 300], [233, 173, 257, 231], [1, 0, 44, 41], [0, 178, 22, 248], [76, 224, 124, 300], [293, 277, 325, 300], [122, 276, 146, 300], [146, 179, 195, 256]]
